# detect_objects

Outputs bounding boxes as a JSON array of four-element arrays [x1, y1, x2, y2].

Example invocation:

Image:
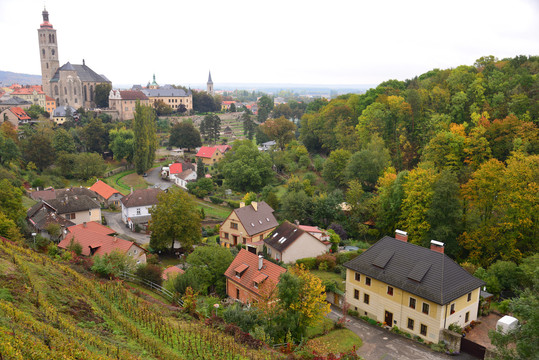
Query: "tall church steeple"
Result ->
[[207, 71, 214, 95], [38, 7, 59, 99]]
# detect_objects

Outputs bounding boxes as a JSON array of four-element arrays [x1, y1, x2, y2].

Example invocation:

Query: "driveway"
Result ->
[[146, 166, 173, 191], [327, 307, 476, 360], [102, 211, 150, 245]]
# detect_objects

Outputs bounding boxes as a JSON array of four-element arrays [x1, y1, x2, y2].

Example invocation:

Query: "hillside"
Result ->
[[0, 71, 41, 86], [0, 239, 277, 359]]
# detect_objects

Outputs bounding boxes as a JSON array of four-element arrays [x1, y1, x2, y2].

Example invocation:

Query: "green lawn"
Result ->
[[306, 317, 334, 338], [311, 270, 346, 292], [195, 199, 231, 221], [22, 196, 37, 210], [306, 328, 362, 355]]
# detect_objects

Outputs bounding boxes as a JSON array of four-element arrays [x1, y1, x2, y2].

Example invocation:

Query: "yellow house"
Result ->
[[344, 232, 485, 343], [195, 146, 224, 166], [220, 201, 278, 253], [141, 88, 193, 112]]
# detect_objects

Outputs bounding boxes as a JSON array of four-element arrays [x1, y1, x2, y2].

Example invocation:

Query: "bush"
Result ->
[[0, 288, 13, 302], [135, 263, 163, 286], [223, 303, 260, 333], [226, 200, 240, 209], [91, 250, 136, 277], [448, 323, 463, 333], [336, 251, 361, 265], [347, 309, 359, 317], [296, 257, 317, 270], [316, 253, 337, 271], [66, 238, 83, 256], [47, 243, 60, 257], [497, 299, 511, 314], [209, 196, 223, 204]]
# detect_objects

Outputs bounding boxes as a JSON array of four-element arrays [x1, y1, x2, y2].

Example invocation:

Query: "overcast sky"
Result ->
[[1, 0, 538, 88]]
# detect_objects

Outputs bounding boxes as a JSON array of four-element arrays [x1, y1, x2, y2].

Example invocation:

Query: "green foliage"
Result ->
[[91, 249, 136, 277], [133, 101, 157, 174], [322, 149, 351, 188], [345, 135, 391, 191], [135, 263, 163, 286], [257, 95, 274, 122], [169, 121, 202, 151], [448, 323, 463, 333], [186, 178, 214, 198], [183, 245, 234, 296], [296, 257, 317, 270], [66, 238, 83, 256], [0, 288, 13, 302], [94, 83, 112, 108], [109, 127, 134, 163], [241, 112, 256, 140], [200, 114, 221, 143], [260, 116, 296, 150]]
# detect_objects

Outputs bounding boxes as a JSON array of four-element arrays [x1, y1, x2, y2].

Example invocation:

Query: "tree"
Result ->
[[183, 245, 234, 296], [91, 249, 136, 277], [0, 210, 23, 242], [22, 129, 55, 171], [109, 127, 134, 163], [82, 117, 109, 153], [322, 149, 352, 188], [196, 157, 205, 179], [260, 116, 296, 150], [345, 135, 391, 191], [72, 153, 107, 180], [169, 121, 202, 151], [192, 90, 220, 113], [200, 114, 221, 143], [149, 188, 201, 252], [219, 140, 273, 192], [0, 132, 20, 166], [153, 100, 174, 116], [242, 112, 255, 140], [133, 101, 157, 174], [52, 128, 76, 154], [94, 83, 112, 108], [229, 103, 236, 112], [26, 104, 47, 120], [257, 95, 274, 122]]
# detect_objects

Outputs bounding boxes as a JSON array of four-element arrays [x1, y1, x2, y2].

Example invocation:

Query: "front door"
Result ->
[[384, 311, 393, 326]]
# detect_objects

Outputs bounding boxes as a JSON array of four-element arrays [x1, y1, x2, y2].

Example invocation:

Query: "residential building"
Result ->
[[298, 225, 331, 242], [38, 8, 111, 108], [0, 96, 32, 111], [264, 221, 330, 264], [120, 188, 162, 231], [26, 200, 75, 241], [215, 144, 231, 154], [0, 107, 31, 129], [195, 146, 224, 166], [45, 95, 56, 115], [344, 231, 485, 343], [220, 201, 278, 253], [45, 195, 101, 225], [109, 90, 150, 121], [224, 249, 286, 304], [58, 221, 146, 264], [258, 140, 276, 152], [52, 105, 77, 124], [141, 88, 193, 112], [89, 180, 124, 208]]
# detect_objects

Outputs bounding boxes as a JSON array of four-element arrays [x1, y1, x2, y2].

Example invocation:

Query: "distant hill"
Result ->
[[0, 70, 41, 86]]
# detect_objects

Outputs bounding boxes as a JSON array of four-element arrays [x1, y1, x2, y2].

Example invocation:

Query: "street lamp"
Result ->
[[31, 232, 37, 247]]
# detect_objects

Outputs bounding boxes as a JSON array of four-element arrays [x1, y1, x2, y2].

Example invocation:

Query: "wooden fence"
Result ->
[[119, 271, 183, 307]]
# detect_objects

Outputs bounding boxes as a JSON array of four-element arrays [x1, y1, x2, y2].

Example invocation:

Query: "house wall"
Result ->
[[281, 233, 328, 264], [107, 193, 123, 208], [149, 95, 192, 111], [121, 204, 152, 224], [440, 288, 481, 329], [0, 109, 20, 129], [220, 212, 275, 249], [226, 278, 258, 304], [110, 98, 150, 121], [127, 244, 147, 264], [62, 208, 101, 226]]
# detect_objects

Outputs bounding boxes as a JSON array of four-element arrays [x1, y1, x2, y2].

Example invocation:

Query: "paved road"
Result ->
[[328, 307, 476, 360], [146, 166, 173, 191], [102, 211, 150, 245]]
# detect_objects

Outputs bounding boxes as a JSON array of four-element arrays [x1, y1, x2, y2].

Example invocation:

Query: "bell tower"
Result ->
[[207, 70, 214, 95], [38, 7, 59, 97]]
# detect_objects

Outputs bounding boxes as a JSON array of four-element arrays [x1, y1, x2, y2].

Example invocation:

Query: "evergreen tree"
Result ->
[[133, 101, 157, 174]]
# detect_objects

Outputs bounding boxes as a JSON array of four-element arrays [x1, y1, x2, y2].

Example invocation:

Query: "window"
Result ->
[[355, 273, 361, 282], [223, 232, 229, 239], [450, 303, 455, 315], [231, 222, 238, 230], [64, 87, 67, 95], [68, 213, 76, 220], [365, 277, 371, 286], [465, 311, 470, 323], [364, 293, 369, 304], [42, 49, 45, 56], [134, 249, 138, 254], [259, 234, 263, 240], [387, 286, 394, 296], [89, 211, 92, 216], [407, 318, 414, 330], [136, 208, 141, 215], [236, 288, 240, 299], [467, 292, 472, 302], [420, 324, 427, 336], [253, 282, 258, 289], [409, 297, 416, 309], [422, 303, 430, 315], [354, 289, 359, 300]]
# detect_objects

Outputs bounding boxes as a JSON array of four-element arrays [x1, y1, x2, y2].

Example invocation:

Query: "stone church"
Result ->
[[38, 8, 110, 108]]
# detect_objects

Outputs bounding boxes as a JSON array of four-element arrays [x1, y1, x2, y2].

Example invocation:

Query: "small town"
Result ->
[[0, 2, 536, 360]]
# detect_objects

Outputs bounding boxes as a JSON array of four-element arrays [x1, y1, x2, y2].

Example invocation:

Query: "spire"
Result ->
[[42, 7, 49, 22], [207, 71, 213, 83]]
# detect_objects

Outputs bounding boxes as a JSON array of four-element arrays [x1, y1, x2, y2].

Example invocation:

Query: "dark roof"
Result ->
[[119, 90, 148, 100], [0, 96, 32, 106], [208, 71, 213, 83], [50, 62, 110, 83], [121, 188, 162, 208], [53, 106, 77, 117], [264, 221, 320, 252], [141, 88, 189, 97], [27, 205, 75, 231], [56, 187, 98, 199], [233, 201, 278, 236], [344, 236, 485, 305], [46, 195, 100, 214]]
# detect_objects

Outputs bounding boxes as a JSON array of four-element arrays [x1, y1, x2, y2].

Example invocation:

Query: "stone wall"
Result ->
[[439, 328, 461, 353]]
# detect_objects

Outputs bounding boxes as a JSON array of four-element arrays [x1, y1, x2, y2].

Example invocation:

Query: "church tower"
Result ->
[[207, 71, 214, 95], [37, 8, 59, 97]]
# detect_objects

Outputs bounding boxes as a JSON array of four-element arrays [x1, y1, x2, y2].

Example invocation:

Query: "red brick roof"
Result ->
[[299, 225, 322, 233], [45, 95, 55, 102], [67, 221, 116, 236], [196, 146, 220, 158], [59, 222, 142, 257], [224, 249, 286, 298], [9, 107, 31, 121], [163, 265, 185, 280], [169, 163, 183, 175], [119, 90, 149, 101], [215, 145, 231, 154], [12, 88, 44, 95], [90, 180, 121, 200]]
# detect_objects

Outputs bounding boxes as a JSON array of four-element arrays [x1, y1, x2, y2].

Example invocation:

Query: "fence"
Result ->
[[104, 164, 133, 178], [119, 271, 183, 307]]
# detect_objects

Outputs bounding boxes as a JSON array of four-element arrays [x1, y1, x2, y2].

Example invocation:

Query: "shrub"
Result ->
[[226, 200, 240, 209], [47, 243, 60, 257], [0, 288, 13, 302], [209, 196, 223, 204], [497, 299, 511, 314], [336, 251, 361, 265], [67, 238, 83, 256], [296, 257, 317, 270], [91, 250, 136, 277], [347, 310, 359, 317], [448, 322, 463, 333], [135, 263, 163, 286], [222, 303, 260, 332], [316, 253, 337, 271]]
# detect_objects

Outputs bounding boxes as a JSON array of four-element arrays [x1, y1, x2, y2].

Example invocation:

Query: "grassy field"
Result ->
[[306, 317, 334, 338], [195, 198, 231, 221], [311, 269, 346, 292], [306, 328, 362, 355]]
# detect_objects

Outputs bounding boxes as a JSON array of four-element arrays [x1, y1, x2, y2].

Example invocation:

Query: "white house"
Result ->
[[120, 188, 162, 231]]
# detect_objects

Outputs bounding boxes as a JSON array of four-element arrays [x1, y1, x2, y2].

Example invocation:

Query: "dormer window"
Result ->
[[253, 273, 268, 289], [234, 264, 249, 278]]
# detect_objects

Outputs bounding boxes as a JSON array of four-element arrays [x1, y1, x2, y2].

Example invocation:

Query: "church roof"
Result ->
[[141, 88, 190, 97], [207, 71, 213, 83], [50, 62, 110, 83]]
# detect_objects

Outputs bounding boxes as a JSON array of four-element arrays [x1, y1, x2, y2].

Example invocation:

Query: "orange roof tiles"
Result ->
[[9, 107, 31, 121], [169, 163, 183, 175], [45, 95, 55, 102], [163, 265, 185, 280], [225, 249, 286, 298], [12, 88, 44, 95], [67, 221, 116, 236], [90, 180, 121, 200], [215, 145, 231, 154], [196, 146, 220, 158]]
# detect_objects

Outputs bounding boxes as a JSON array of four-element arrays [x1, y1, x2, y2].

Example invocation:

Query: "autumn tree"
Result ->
[[322, 149, 351, 188], [149, 188, 201, 252], [260, 116, 296, 150], [133, 101, 157, 174]]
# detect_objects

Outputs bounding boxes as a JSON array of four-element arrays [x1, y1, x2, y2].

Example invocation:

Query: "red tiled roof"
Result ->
[[67, 221, 116, 236], [119, 90, 149, 101], [224, 249, 286, 297], [90, 180, 121, 200], [163, 265, 185, 280], [45, 95, 55, 102], [9, 107, 31, 121], [169, 163, 183, 175], [196, 146, 221, 158], [299, 225, 322, 233], [59, 223, 142, 257], [215, 145, 231, 154], [12, 88, 44, 95]]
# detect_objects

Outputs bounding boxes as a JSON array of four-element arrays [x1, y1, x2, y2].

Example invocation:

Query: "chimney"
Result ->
[[252, 201, 258, 211], [430, 240, 445, 254], [130, 187, 133, 194], [239, 201, 245, 208], [258, 254, 263, 270], [83, 222, 87, 228], [395, 229, 408, 242]]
